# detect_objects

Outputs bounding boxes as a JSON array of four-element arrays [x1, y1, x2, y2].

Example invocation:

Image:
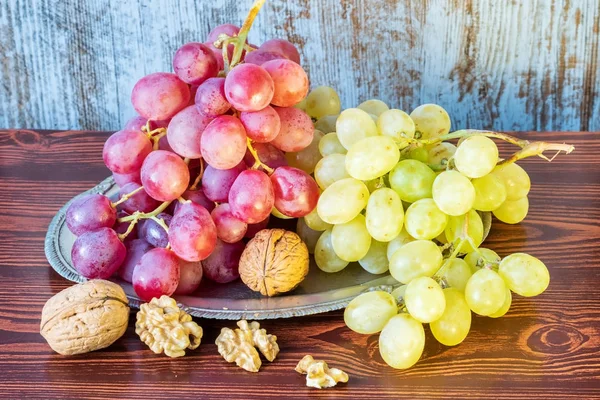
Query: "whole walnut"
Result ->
[[239, 229, 309, 296], [40, 280, 129, 355]]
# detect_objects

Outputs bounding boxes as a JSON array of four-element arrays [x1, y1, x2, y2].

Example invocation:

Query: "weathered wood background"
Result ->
[[1, 0, 599, 131]]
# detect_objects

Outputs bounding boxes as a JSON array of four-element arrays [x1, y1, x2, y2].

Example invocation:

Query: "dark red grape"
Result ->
[[175, 260, 203, 295], [201, 161, 246, 202], [243, 142, 287, 172], [71, 228, 126, 279], [119, 182, 160, 214], [169, 202, 217, 261], [117, 239, 152, 283], [245, 215, 270, 238], [174, 188, 215, 214], [66, 194, 117, 236], [173, 42, 218, 85], [158, 135, 174, 152], [131, 72, 190, 121], [137, 212, 172, 248], [140, 150, 190, 201], [103, 129, 152, 174], [228, 169, 274, 224], [132, 248, 180, 301], [224, 63, 274, 112], [270, 166, 319, 217], [113, 211, 138, 242], [211, 203, 247, 243], [202, 239, 244, 283]]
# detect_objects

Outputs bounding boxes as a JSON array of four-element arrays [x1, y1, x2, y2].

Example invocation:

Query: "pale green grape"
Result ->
[[430, 288, 471, 346], [314, 114, 339, 135], [444, 209, 484, 253], [365, 188, 404, 242], [404, 199, 448, 240], [294, 98, 307, 111], [389, 160, 436, 203], [331, 214, 371, 261], [389, 240, 443, 284], [359, 240, 389, 274], [404, 276, 446, 323], [314, 154, 350, 189], [317, 178, 369, 224], [498, 253, 550, 297], [314, 230, 349, 273], [489, 288, 512, 318], [472, 173, 507, 211], [344, 291, 397, 334], [492, 163, 530, 201], [336, 108, 379, 150], [409, 104, 451, 140], [358, 99, 390, 116], [305, 86, 341, 119], [391, 284, 407, 301], [379, 314, 425, 369], [464, 268, 506, 316], [303, 207, 332, 231], [346, 136, 400, 180], [443, 258, 472, 291], [435, 230, 448, 244], [454, 135, 499, 178], [296, 217, 321, 254], [493, 197, 529, 224], [363, 178, 381, 193], [318, 132, 347, 156], [386, 229, 415, 261], [407, 146, 429, 163], [377, 109, 416, 148], [271, 207, 293, 219], [432, 170, 476, 216], [427, 142, 456, 165], [464, 248, 500, 273], [367, 113, 379, 123], [285, 129, 324, 174]]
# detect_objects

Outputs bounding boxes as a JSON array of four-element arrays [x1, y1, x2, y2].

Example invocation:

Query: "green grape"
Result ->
[[430, 288, 472, 346], [377, 109, 416, 148], [409, 104, 451, 140], [389, 240, 443, 284], [314, 230, 349, 273], [444, 209, 484, 253], [386, 229, 415, 261], [367, 113, 379, 123], [317, 178, 369, 224], [464, 268, 506, 316], [294, 97, 307, 111], [285, 129, 324, 174], [304, 207, 332, 231], [318, 132, 347, 156], [363, 178, 381, 193], [472, 173, 507, 211], [344, 291, 397, 334], [498, 253, 550, 297], [404, 198, 448, 240], [379, 314, 425, 369], [443, 258, 472, 291], [346, 136, 400, 180], [432, 170, 476, 216], [427, 142, 456, 165], [314, 154, 350, 189], [454, 135, 499, 178], [492, 163, 531, 201], [404, 276, 446, 323], [271, 206, 293, 219], [391, 284, 407, 301], [407, 146, 429, 163], [358, 99, 390, 117], [331, 214, 371, 261], [314, 114, 339, 134], [489, 288, 512, 318], [305, 86, 341, 119], [365, 188, 405, 242], [358, 240, 389, 274], [296, 217, 321, 254], [336, 108, 379, 150], [464, 248, 501, 273], [389, 160, 436, 203], [493, 197, 529, 224]]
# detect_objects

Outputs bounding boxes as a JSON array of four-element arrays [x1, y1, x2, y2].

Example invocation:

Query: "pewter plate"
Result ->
[[45, 177, 491, 320]]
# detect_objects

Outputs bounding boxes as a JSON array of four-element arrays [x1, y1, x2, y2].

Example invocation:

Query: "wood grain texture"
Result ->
[[1, 0, 599, 132], [0, 129, 599, 399]]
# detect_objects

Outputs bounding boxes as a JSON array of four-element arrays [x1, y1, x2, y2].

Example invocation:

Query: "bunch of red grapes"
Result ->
[[66, 23, 319, 302]]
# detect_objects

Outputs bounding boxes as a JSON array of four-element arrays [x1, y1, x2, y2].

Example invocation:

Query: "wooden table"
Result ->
[[1, 130, 599, 399]]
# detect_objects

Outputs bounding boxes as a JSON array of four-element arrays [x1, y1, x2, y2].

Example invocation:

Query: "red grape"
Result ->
[[137, 212, 172, 248], [244, 50, 287, 66], [224, 63, 274, 112], [262, 59, 309, 107], [169, 202, 217, 261], [167, 105, 213, 159], [151, 119, 171, 129], [200, 115, 247, 170], [239, 106, 281, 143], [195, 77, 231, 117], [158, 135, 174, 152], [270, 107, 314, 152], [131, 72, 190, 121], [113, 171, 141, 187], [118, 239, 152, 283], [103, 129, 152, 174], [228, 169, 274, 224], [243, 142, 287, 172], [202, 239, 244, 283], [175, 260, 203, 295], [173, 42, 218, 85], [207, 24, 240, 43], [119, 182, 160, 214], [141, 150, 190, 201], [71, 228, 126, 279], [270, 166, 319, 217], [201, 161, 246, 202], [124, 115, 147, 132], [245, 215, 270, 238], [211, 203, 247, 243], [188, 85, 199, 106], [132, 248, 180, 301], [175, 189, 215, 213], [66, 194, 117, 236], [205, 43, 225, 71], [259, 38, 301, 64]]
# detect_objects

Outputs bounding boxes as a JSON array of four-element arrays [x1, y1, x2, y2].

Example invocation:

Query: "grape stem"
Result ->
[[434, 239, 465, 279], [149, 215, 169, 234], [111, 185, 144, 208], [189, 158, 204, 190], [117, 219, 139, 241], [149, 130, 167, 150], [246, 138, 274, 174], [116, 201, 172, 241]]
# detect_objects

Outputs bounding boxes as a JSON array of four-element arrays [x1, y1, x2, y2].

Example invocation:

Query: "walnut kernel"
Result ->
[[296, 355, 349, 389]]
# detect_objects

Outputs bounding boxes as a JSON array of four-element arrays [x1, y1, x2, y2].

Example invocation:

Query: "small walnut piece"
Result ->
[[215, 320, 279, 372], [239, 229, 309, 296], [40, 280, 130, 355], [296, 355, 349, 389], [135, 295, 203, 358]]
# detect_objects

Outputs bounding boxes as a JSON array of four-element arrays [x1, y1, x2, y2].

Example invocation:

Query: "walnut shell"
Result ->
[[239, 229, 309, 296], [40, 280, 129, 355]]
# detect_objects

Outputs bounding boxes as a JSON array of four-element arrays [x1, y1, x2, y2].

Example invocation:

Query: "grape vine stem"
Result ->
[[189, 158, 204, 190], [246, 138, 274, 174], [111, 186, 144, 208]]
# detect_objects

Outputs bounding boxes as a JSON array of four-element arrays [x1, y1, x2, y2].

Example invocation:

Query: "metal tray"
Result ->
[[45, 176, 490, 320]]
